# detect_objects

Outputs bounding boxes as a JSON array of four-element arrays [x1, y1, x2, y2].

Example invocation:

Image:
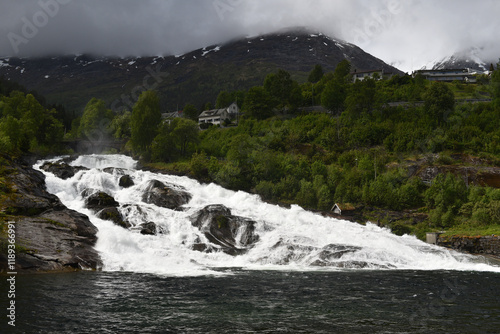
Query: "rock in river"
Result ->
[[141, 180, 192, 210], [189, 204, 259, 255]]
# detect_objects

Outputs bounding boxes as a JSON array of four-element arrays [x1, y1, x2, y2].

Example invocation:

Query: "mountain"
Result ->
[[0, 27, 402, 113], [430, 47, 496, 73]]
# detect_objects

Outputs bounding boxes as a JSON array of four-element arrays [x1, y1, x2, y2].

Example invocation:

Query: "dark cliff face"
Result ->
[[0, 155, 102, 273], [0, 28, 402, 112]]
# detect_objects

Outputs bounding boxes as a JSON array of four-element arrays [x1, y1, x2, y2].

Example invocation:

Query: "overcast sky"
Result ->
[[1, 0, 499, 72]]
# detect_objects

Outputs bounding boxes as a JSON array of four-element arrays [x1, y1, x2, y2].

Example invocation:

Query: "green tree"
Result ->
[[78, 98, 114, 141], [110, 111, 131, 139], [333, 60, 352, 84], [321, 80, 347, 114], [424, 82, 455, 126], [243, 86, 275, 120], [0, 116, 21, 152], [216, 91, 233, 109], [183, 103, 199, 122], [171, 118, 200, 156], [151, 117, 199, 161], [308, 64, 324, 83], [130, 91, 161, 153], [344, 79, 377, 119], [264, 69, 295, 108]]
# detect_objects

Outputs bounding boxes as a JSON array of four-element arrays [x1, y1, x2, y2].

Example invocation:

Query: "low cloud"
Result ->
[[0, 0, 498, 72]]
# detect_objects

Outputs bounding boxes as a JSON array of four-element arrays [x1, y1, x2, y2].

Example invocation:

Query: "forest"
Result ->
[[1, 60, 499, 239]]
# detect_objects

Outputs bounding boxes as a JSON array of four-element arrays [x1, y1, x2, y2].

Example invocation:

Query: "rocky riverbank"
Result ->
[[0, 155, 102, 273], [437, 234, 500, 259]]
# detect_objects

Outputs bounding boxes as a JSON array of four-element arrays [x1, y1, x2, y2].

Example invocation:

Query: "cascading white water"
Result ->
[[35, 155, 500, 276]]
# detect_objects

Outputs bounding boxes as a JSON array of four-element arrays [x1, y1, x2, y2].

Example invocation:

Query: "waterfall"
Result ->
[[35, 155, 500, 276]]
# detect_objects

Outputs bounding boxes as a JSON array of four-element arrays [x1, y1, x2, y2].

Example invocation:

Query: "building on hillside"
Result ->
[[161, 110, 182, 124], [331, 203, 357, 216], [413, 68, 479, 83], [352, 69, 393, 82], [198, 102, 240, 127]]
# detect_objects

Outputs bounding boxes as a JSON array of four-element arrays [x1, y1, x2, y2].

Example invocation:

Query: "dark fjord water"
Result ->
[[2, 270, 499, 333]]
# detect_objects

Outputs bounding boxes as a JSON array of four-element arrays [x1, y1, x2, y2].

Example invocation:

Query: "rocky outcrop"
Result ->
[[142, 180, 192, 210], [190, 204, 259, 255], [416, 165, 500, 188], [0, 156, 102, 273], [139, 222, 162, 235], [119, 175, 134, 188], [85, 191, 119, 211], [40, 161, 88, 180], [96, 207, 130, 229], [437, 235, 500, 258]]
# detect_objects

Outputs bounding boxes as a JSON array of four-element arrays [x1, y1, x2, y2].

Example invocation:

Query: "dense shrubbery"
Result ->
[[0, 91, 64, 154]]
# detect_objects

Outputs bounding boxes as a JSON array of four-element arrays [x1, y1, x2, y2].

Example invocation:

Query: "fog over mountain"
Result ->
[[1, 0, 499, 72]]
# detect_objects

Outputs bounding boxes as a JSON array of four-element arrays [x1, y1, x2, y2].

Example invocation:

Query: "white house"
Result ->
[[198, 102, 239, 127], [414, 68, 479, 83], [352, 69, 392, 82]]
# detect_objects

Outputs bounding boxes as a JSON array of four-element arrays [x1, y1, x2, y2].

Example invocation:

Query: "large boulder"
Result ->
[[119, 175, 135, 188], [189, 204, 259, 255], [85, 191, 119, 211], [2, 162, 64, 216], [10, 209, 102, 272], [40, 161, 88, 180], [0, 156, 101, 273], [141, 180, 191, 210], [96, 207, 131, 229], [139, 222, 163, 235]]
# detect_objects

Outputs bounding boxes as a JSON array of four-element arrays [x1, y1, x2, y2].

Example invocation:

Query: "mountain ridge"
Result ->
[[429, 47, 497, 72], [0, 28, 403, 113]]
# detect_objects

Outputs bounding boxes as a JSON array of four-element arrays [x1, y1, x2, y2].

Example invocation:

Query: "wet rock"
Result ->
[[40, 161, 88, 180], [85, 191, 119, 211], [119, 175, 134, 188], [0, 156, 101, 273], [192, 243, 215, 253], [103, 167, 126, 175], [139, 222, 160, 235], [141, 180, 192, 210], [8, 209, 102, 272], [310, 260, 372, 269], [2, 163, 65, 216], [437, 235, 500, 257], [268, 240, 318, 265], [97, 207, 130, 229], [190, 204, 259, 255], [317, 244, 362, 262]]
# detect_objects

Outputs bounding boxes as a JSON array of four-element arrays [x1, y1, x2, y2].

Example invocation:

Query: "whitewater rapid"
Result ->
[[35, 155, 500, 276]]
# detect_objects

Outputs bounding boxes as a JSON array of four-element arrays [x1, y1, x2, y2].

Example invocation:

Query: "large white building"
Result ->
[[414, 68, 479, 83]]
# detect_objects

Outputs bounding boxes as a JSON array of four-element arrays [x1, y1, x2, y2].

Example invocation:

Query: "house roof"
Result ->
[[352, 69, 384, 75], [161, 111, 182, 119], [199, 108, 227, 118], [334, 203, 356, 211], [416, 68, 469, 74]]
